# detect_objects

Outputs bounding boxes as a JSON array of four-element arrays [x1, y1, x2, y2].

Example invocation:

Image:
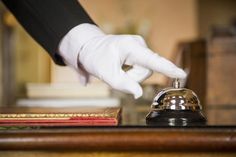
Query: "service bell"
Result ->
[[146, 79, 206, 126]]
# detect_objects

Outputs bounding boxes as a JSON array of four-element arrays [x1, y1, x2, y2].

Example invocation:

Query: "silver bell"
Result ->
[[146, 79, 206, 126]]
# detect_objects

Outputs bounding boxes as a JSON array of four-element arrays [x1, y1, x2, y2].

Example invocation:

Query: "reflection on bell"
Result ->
[[146, 79, 207, 126]]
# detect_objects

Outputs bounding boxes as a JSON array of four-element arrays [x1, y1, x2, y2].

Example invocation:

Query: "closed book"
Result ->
[[26, 83, 110, 98], [0, 107, 121, 126]]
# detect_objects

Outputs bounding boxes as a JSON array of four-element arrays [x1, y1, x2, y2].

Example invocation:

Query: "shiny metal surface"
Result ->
[[151, 79, 202, 111]]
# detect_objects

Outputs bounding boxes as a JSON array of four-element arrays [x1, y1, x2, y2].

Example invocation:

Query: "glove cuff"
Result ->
[[58, 23, 105, 69], [58, 24, 105, 84]]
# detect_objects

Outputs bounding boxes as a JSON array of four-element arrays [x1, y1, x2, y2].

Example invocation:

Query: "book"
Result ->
[[16, 98, 120, 108], [0, 107, 121, 126], [26, 83, 111, 98]]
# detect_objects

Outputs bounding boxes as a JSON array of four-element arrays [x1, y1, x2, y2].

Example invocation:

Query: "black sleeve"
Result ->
[[2, 0, 95, 65]]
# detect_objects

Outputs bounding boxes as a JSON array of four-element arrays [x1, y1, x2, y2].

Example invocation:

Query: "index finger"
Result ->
[[129, 46, 187, 79]]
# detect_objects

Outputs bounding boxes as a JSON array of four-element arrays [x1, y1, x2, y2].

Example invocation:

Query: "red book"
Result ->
[[0, 107, 121, 126]]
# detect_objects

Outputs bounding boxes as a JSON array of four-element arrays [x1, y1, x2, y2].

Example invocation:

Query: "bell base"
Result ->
[[146, 110, 206, 126]]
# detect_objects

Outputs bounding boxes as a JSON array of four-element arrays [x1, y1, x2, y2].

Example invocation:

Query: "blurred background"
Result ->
[[0, 0, 236, 125]]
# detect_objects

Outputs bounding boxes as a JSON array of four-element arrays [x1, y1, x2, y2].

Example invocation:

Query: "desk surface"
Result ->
[[0, 126, 236, 152], [1, 107, 236, 152]]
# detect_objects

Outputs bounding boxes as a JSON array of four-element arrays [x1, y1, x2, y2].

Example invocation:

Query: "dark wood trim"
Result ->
[[0, 127, 236, 152]]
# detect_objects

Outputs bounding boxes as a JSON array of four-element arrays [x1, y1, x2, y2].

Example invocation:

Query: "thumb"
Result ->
[[126, 65, 152, 83], [105, 70, 143, 99]]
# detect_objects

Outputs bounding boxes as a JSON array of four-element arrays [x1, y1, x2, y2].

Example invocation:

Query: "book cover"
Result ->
[[0, 107, 121, 126]]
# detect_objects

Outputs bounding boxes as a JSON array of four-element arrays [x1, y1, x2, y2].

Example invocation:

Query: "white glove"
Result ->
[[59, 23, 186, 98]]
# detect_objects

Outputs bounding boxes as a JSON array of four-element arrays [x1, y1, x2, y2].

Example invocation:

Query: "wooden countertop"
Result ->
[[0, 127, 236, 152]]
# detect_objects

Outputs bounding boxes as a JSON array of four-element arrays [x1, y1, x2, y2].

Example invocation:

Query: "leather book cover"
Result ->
[[0, 107, 121, 126]]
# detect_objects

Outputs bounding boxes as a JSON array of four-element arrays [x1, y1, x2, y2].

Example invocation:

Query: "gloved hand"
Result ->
[[59, 24, 186, 98]]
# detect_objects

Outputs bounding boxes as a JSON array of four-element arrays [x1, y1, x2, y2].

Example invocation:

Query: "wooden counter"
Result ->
[[1, 127, 236, 157], [1, 107, 236, 156]]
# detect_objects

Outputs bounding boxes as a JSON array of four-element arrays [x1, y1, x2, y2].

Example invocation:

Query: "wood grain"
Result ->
[[207, 37, 236, 105], [0, 127, 236, 152]]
